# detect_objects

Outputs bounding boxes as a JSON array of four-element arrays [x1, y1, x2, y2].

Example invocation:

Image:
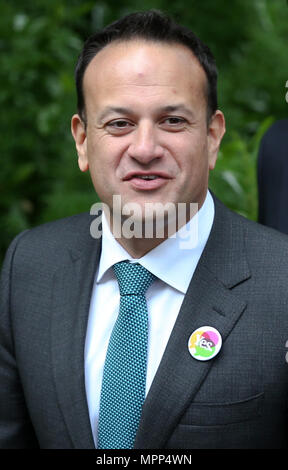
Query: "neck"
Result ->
[[105, 201, 200, 258]]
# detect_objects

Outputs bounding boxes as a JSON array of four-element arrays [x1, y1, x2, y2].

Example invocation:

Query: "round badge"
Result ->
[[188, 326, 222, 361]]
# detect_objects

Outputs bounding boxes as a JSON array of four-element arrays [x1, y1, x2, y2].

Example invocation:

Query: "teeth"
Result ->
[[137, 175, 158, 180]]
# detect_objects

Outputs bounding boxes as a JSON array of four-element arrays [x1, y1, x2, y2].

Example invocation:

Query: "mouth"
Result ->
[[122, 172, 172, 190], [123, 171, 172, 181], [132, 175, 159, 180]]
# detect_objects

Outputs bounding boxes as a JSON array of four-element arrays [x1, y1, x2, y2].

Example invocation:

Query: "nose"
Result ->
[[127, 121, 164, 164]]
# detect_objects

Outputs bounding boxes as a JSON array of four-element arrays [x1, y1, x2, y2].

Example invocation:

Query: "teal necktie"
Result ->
[[98, 261, 156, 449]]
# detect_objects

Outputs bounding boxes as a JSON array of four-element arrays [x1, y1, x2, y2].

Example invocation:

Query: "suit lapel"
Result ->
[[51, 222, 101, 449], [134, 198, 251, 449]]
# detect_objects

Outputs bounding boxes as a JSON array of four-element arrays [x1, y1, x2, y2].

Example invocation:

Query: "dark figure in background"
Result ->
[[257, 119, 288, 234]]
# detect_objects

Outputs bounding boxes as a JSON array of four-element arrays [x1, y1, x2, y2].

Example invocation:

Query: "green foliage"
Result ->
[[0, 0, 96, 260], [1, 0, 288, 262], [209, 116, 275, 220]]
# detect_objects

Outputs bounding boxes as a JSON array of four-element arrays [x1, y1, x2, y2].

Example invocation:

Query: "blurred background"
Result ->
[[1, 0, 288, 262]]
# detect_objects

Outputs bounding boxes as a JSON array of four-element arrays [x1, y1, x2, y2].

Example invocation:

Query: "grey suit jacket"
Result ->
[[1, 197, 288, 449]]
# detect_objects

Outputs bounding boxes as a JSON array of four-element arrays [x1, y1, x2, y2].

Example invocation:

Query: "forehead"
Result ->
[[82, 40, 207, 110]]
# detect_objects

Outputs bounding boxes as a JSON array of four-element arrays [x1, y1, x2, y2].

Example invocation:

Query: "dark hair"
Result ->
[[75, 10, 218, 123]]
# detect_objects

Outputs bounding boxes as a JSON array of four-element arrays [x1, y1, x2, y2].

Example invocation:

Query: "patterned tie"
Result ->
[[98, 261, 156, 449]]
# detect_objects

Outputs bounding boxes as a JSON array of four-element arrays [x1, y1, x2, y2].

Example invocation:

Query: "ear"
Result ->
[[207, 110, 226, 170], [71, 114, 89, 172]]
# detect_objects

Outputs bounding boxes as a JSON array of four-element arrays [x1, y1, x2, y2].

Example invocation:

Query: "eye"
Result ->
[[105, 119, 135, 135], [160, 116, 187, 130]]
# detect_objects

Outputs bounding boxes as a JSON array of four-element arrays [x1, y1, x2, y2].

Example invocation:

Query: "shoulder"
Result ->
[[4, 212, 98, 268], [214, 197, 288, 258], [261, 119, 288, 143]]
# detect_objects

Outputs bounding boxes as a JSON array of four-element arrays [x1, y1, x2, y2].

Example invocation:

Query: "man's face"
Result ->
[[72, 40, 225, 219]]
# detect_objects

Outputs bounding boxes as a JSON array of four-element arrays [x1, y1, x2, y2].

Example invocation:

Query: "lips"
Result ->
[[123, 171, 171, 181], [133, 175, 158, 180], [122, 172, 171, 190]]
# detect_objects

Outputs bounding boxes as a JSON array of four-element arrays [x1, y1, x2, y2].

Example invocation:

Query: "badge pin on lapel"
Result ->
[[188, 326, 222, 361]]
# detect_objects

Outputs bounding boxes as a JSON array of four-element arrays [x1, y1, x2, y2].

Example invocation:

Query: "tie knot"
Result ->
[[113, 261, 156, 296]]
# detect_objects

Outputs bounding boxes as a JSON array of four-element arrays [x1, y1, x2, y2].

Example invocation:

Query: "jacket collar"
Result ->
[[51, 214, 101, 449], [134, 197, 251, 448]]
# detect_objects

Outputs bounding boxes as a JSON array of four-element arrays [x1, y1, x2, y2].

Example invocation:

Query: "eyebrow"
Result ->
[[98, 104, 196, 122], [98, 107, 131, 122], [160, 105, 196, 119]]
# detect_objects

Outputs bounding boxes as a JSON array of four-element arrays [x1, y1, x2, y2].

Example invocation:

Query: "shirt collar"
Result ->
[[97, 191, 215, 294]]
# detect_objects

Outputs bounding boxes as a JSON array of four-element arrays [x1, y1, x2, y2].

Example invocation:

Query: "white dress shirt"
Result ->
[[84, 191, 215, 446]]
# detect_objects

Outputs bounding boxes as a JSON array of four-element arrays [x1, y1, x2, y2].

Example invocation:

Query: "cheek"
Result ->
[[86, 137, 126, 199], [168, 129, 207, 161], [177, 142, 211, 197], [175, 139, 208, 174], [86, 137, 119, 174]]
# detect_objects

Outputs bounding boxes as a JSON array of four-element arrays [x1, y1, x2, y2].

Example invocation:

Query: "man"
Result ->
[[257, 119, 288, 234], [1, 10, 288, 449]]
